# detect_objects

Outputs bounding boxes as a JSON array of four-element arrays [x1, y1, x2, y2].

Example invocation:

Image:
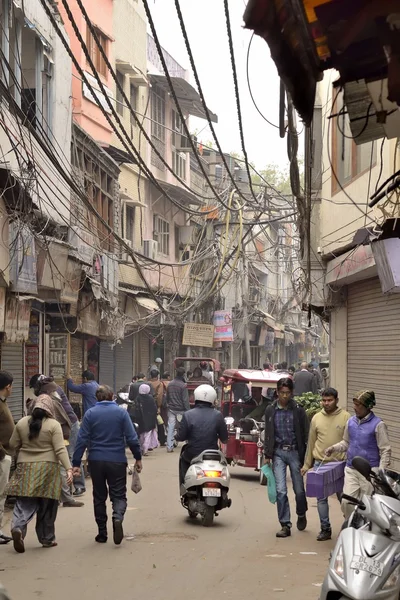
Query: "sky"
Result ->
[[150, 0, 296, 171]]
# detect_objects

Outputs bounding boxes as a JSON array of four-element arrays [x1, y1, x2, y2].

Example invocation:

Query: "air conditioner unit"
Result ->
[[174, 133, 191, 152], [143, 239, 158, 259], [179, 225, 196, 247]]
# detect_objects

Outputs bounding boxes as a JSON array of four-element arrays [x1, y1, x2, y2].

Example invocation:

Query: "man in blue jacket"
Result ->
[[67, 370, 99, 416], [72, 385, 142, 545]]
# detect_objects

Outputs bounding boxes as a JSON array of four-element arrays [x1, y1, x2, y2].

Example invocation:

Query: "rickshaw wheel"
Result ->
[[259, 470, 267, 486], [201, 506, 214, 527]]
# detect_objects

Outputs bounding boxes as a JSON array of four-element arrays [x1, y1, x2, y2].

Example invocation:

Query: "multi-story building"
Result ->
[[0, 0, 73, 419]]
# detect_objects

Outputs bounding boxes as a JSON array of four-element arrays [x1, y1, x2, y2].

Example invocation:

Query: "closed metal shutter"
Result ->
[[347, 277, 400, 470], [115, 335, 133, 391], [99, 341, 114, 389], [139, 331, 150, 375], [1, 343, 24, 421]]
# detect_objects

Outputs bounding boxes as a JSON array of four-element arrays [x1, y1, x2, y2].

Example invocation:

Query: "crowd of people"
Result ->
[[0, 358, 391, 558]]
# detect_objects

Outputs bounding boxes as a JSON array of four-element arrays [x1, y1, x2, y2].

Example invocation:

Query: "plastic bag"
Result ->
[[261, 463, 277, 504], [157, 414, 164, 426], [131, 470, 142, 494]]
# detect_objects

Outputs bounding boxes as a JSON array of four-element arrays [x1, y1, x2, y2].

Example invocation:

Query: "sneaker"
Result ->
[[63, 500, 84, 507], [167, 448, 174, 453], [73, 488, 86, 497], [317, 529, 332, 541], [276, 526, 291, 538], [113, 519, 124, 545], [95, 532, 108, 543], [297, 514, 307, 531]]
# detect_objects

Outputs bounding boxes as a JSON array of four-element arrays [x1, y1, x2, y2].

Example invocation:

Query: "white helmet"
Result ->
[[194, 384, 217, 405]]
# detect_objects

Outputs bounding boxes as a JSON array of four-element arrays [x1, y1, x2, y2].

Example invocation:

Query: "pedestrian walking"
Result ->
[[66, 370, 99, 416], [326, 389, 391, 519], [72, 385, 142, 545], [133, 384, 158, 456], [264, 377, 309, 538], [28, 376, 83, 509], [293, 362, 318, 396], [301, 387, 350, 540], [308, 363, 323, 391], [0, 371, 14, 545], [29, 374, 86, 497], [7, 394, 73, 553], [149, 369, 166, 446], [128, 373, 153, 403], [166, 367, 190, 453]]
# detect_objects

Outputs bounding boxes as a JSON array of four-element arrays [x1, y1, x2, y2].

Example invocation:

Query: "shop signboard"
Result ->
[[213, 310, 233, 343], [182, 322, 214, 348]]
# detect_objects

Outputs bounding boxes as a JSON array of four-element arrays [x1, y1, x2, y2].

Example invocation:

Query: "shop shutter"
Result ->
[[139, 331, 150, 375], [99, 341, 114, 389], [115, 335, 133, 391], [347, 277, 400, 470], [1, 343, 24, 421]]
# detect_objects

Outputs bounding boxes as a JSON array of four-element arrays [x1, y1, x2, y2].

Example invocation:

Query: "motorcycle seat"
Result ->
[[190, 449, 227, 465]]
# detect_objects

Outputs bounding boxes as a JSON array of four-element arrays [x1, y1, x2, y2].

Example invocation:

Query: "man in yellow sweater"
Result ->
[[301, 387, 350, 541]]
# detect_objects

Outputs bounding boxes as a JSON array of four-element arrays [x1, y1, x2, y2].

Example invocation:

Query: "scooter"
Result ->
[[320, 456, 400, 600], [180, 447, 232, 527]]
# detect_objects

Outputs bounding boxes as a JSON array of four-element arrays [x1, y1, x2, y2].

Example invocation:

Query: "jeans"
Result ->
[[273, 448, 308, 528], [68, 421, 86, 491], [314, 460, 341, 530], [12, 497, 58, 545], [167, 410, 185, 451], [89, 461, 127, 534]]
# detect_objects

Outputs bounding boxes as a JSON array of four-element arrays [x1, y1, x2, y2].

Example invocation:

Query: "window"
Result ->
[[125, 206, 135, 242], [116, 71, 124, 116], [86, 25, 108, 77], [153, 215, 169, 256], [172, 150, 186, 180], [151, 85, 165, 142], [175, 224, 180, 261], [129, 84, 137, 127], [73, 149, 115, 252], [171, 109, 184, 146], [332, 90, 377, 193]]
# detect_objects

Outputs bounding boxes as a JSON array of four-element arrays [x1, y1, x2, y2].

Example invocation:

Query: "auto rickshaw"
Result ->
[[173, 357, 221, 406], [219, 368, 289, 484]]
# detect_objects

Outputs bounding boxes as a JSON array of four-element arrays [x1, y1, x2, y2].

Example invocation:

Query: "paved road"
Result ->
[[0, 450, 342, 600]]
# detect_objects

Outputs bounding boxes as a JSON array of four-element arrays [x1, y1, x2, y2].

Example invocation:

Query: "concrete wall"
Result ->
[[59, 0, 114, 143], [329, 303, 348, 406], [0, 1, 73, 224], [318, 72, 397, 256]]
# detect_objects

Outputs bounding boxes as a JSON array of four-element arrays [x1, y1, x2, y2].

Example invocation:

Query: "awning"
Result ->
[[116, 59, 148, 85], [261, 311, 276, 329], [148, 74, 218, 123], [155, 179, 204, 207], [135, 296, 159, 312], [273, 325, 285, 340], [101, 144, 136, 165]]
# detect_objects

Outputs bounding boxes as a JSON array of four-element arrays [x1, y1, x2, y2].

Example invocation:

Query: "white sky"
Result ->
[[151, 0, 294, 171]]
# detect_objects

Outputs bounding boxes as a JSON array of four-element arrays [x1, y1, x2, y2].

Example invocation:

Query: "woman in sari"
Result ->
[[6, 394, 72, 553], [134, 384, 158, 456]]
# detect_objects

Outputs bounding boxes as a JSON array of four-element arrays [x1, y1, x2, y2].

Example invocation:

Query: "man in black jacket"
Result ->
[[264, 377, 310, 538], [176, 384, 228, 485], [166, 367, 190, 453], [293, 362, 318, 396]]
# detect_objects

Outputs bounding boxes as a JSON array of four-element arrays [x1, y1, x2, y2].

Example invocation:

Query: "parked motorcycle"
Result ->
[[320, 456, 400, 600], [180, 448, 232, 527]]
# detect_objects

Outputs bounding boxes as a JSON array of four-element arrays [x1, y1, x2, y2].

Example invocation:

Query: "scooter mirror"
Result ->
[[352, 456, 372, 480]]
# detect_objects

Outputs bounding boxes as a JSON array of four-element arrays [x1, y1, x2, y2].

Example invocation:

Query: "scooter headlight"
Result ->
[[381, 503, 400, 541], [383, 564, 400, 590], [333, 545, 344, 579]]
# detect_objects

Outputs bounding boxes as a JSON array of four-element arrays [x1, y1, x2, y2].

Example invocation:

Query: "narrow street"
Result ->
[[1, 450, 342, 600]]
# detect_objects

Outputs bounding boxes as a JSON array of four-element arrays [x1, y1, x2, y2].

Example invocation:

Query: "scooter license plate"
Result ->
[[202, 488, 221, 497], [350, 556, 384, 577]]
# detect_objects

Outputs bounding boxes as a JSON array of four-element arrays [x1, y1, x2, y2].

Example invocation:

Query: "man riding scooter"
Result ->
[[176, 384, 228, 486]]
